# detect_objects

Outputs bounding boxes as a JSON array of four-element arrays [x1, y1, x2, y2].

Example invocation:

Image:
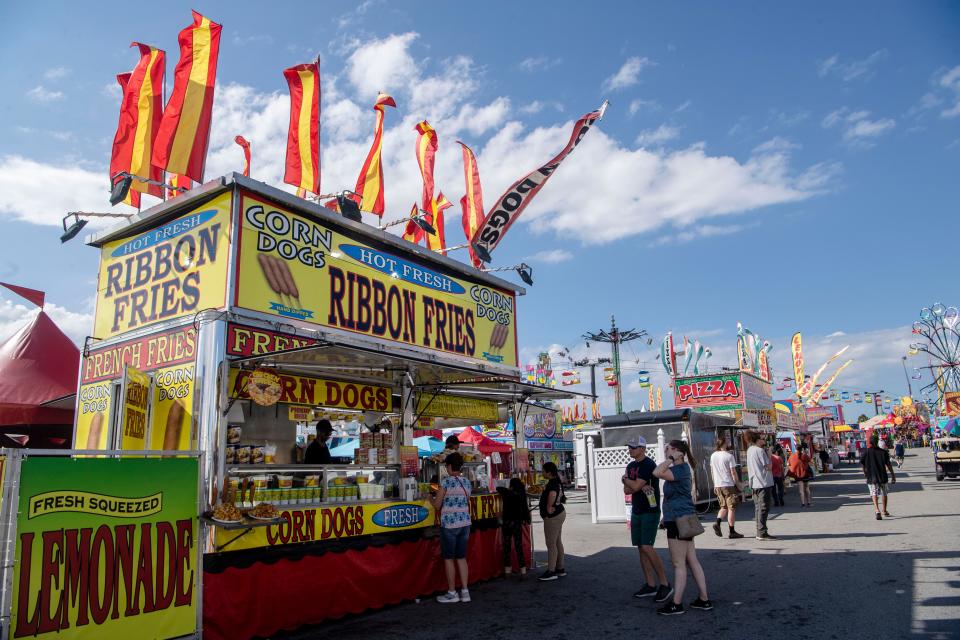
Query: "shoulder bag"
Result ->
[[676, 513, 704, 538]]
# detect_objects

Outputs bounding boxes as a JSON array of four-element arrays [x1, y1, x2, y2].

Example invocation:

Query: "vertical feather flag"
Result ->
[[110, 43, 165, 206], [806, 360, 854, 406], [425, 193, 452, 253], [791, 332, 805, 398], [234, 135, 251, 177], [282, 61, 321, 194], [152, 11, 222, 183], [415, 120, 438, 211], [402, 203, 423, 244], [456, 141, 484, 268], [354, 93, 396, 216], [657, 387, 663, 411], [648, 386, 655, 411]]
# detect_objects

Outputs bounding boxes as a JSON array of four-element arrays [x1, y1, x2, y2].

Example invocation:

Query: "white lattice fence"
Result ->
[[589, 445, 633, 523]]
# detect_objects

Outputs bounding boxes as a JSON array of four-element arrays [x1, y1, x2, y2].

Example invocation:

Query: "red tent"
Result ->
[[0, 309, 80, 446], [456, 426, 512, 454]]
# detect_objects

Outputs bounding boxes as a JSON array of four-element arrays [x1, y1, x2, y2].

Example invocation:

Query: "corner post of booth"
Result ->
[[587, 435, 598, 524], [400, 372, 414, 447]]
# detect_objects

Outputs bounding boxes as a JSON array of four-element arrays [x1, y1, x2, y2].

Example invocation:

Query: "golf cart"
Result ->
[[933, 436, 960, 481]]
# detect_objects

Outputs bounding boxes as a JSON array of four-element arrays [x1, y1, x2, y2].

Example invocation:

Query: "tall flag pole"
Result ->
[[415, 120, 438, 213], [234, 135, 251, 177], [152, 11, 222, 184], [110, 43, 166, 207], [425, 193, 452, 253], [456, 141, 484, 268], [354, 93, 396, 216], [282, 60, 321, 195], [471, 100, 607, 261]]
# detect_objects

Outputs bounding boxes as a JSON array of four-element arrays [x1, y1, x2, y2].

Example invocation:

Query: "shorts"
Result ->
[[440, 525, 470, 559], [631, 512, 660, 547], [867, 483, 888, 498], [663, 520, 694, 541], [714, 486, 741, 509]]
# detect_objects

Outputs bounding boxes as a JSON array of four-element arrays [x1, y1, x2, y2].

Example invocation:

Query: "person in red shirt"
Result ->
[[788, 444, 813, 507], [770, 445, 786, 506]]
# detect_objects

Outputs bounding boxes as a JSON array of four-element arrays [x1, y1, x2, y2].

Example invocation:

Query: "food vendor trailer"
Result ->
[[0, 175, 575, 640]]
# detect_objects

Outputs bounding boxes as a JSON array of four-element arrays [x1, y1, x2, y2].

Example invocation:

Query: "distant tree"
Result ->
[[857, 414, 869, 423]]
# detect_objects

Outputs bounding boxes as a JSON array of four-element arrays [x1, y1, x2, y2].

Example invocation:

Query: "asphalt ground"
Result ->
[[282, 450, 960, 640]]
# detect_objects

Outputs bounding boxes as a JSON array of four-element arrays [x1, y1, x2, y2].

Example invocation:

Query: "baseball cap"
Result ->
[[626, 436, 648, 448]]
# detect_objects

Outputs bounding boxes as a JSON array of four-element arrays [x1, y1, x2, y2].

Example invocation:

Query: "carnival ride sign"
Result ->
[[228, 369, 390, 412], [10, 457, 199, 639], [93, 192, 231, 339], [234, 193, 518, 367], [674, 373, 745, 412]]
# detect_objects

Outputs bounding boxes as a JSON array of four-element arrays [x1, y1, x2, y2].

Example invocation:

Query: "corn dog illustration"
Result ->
[[86, 411, 104, 449], [271, 256, 301, 306], [163, 399, 185, 450], [257, 253, 287, 306]]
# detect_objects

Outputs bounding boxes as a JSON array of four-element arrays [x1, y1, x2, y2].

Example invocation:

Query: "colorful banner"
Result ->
[[945, 391, 960, 416], [457, 141, 484, 268], [282, 61, 321, 195], [522, 411, 559, 438], [10, 457, 198, 639], [740, 372, 774, 410], [806, 360, 853, 406], [417, 394, 499, 422], [804, 345, 850, 397], [234, 193, 518, 367], [674, 372, 744, 412], [661, 333, 676, 378], [791, 332, 804, 397], [471, 102, 606, 258], [228, 368, 390, 411], [354, 93, 396, 216], [657, 386, 663, 411], [75, 325, 198, 451], [120, 366, 151, 450], [212, 495, 501, 552], [93, 192, 231, 339], [737, 335, 754, 374]]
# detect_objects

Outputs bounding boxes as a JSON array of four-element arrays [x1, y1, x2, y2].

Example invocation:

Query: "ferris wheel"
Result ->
[[910, 302, 960, 406]]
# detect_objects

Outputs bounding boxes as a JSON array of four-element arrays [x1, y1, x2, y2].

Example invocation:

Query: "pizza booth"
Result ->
[[0, 175, 573, 640]]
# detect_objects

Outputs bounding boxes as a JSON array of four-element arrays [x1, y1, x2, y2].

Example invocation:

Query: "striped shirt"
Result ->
[[440, 475, 471, 529]]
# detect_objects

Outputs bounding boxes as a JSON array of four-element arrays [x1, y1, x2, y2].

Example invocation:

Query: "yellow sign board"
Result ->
[[228, 368, 391, 412], [288, 405, 314, 422], [417, 394, 499, 422], [93, 192, 231, 340], [234, 193, 518, 367], [120, 366, 151, 450]]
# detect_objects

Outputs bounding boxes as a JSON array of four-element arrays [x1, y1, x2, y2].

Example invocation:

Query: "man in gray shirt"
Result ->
[[746, 432, 776, 540]]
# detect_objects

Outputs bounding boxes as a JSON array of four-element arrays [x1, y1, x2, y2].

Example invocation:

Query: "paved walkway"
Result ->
[[286, 450, 960, 640]]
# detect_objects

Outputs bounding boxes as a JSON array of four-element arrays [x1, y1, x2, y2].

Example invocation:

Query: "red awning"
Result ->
[[455, 426, 512, 454], [0, 311, 79, 426]]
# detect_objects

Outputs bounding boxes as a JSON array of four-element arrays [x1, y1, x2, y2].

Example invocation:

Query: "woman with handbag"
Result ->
[[537, 461, 567, 581], [653, 440, 712, 616]]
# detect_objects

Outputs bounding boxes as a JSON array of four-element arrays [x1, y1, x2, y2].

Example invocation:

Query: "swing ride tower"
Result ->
[[583, 315, 647, 414]]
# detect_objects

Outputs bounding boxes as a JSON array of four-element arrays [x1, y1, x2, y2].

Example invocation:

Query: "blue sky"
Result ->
[[0, 1, 958, 415]]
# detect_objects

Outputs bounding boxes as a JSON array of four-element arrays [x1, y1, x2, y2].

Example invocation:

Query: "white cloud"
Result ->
[[628, 99, 659, 116], [937, 65, 960, 117], [43, 66, 69, 80], [822, 108, 895, 147], [526, 249, 573, 264], [0, 296, 92, 347], [26, 85, 64, 103], [102, 81, 122, 100], [518, 56, 561, 73], [345, 32, 419, 100], [818, 50, 888, 82], [602, 56, 654, 92], [649, 223, 751, 246], [636, 124, 680, 146], [673, 100, 692, 113], [753, 137, 799, 153]]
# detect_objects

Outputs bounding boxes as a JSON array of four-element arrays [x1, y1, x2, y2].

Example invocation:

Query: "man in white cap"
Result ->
[[621, 436, 672, 603]]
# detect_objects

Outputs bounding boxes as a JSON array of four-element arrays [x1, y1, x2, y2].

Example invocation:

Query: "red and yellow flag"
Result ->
[[425, 192, 451, 253], [152, 11, 222, 183], [415, 120, 438, 211], [110, 43, 166, 207], [354, 93, 396, 216], [235, 135, 251, 177], [456, 141, 483, 268], [282, 62, 320, 195], [402, 203, 423, 244], [168, 174, 192, 199]]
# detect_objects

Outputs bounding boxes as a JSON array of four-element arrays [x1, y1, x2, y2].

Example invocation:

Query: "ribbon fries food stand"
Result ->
[[0, 175, 573, 640]]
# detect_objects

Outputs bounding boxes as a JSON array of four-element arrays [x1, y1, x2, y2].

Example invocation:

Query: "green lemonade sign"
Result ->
[[11, 457, 198, 639]]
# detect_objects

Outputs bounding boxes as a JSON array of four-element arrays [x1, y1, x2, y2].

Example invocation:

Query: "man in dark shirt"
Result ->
[[304, 419, 333, 464], [861, 435, 895, 520], [621, 436, 672, 603]]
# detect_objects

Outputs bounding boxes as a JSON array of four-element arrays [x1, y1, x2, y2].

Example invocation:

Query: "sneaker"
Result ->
[[728, 530, 744, 539], [633, 584, 658, 599], [755, 534, 777, 540], [556, 568, 567, 578], [876, 512, 882, 520], [538, 571, 558, 582], [436, 591, 460, 603], [654, 585, 674, 603], [504, 568, 512, 577], [712, 522, 722, 537], [883, 511, 891, 517], [690, 598, 714, 610], [460, 589, 471, 603], [657, 602, 685, 616], [519, 568, 527, 579]]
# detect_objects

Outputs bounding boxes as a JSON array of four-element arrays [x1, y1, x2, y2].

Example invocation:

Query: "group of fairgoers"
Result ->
[[428, 430, 896, 616]]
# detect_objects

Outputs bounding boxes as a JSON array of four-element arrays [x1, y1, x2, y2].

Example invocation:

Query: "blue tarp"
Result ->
[[414, 436, 445, 457]]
